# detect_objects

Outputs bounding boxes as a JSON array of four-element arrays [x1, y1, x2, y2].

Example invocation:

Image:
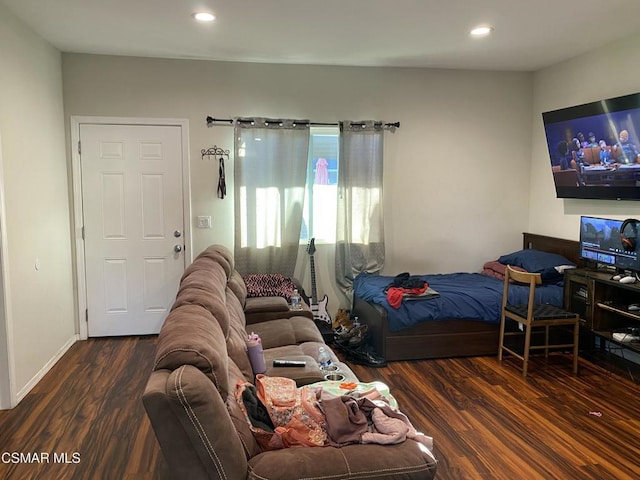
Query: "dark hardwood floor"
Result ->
[[0, 336, 170, 480], [1, 336, 639, 480]]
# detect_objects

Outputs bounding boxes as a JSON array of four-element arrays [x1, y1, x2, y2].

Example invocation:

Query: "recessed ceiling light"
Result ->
[[193, 12, 215, 22], [470, 25, 493, 37]]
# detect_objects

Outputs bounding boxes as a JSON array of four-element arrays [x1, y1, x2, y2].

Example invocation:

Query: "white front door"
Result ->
[[80, 124, 185, 336]]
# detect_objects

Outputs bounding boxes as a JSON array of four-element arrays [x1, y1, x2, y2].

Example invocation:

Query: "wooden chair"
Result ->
[[498, 265, 580, 378]]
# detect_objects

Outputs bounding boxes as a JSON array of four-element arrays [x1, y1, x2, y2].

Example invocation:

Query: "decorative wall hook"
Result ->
[[201, 146, 229, 199], [201, 145, 230, 160]]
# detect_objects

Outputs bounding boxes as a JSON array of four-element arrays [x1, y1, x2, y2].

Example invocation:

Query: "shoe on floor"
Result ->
[[344, 345, 387, 368], [347, 324, 368, 347]]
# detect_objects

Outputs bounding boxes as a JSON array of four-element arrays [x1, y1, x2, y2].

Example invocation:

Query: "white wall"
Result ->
[[0, 5, 77, 406], [529, 32, 640, 238], [0, 131, 10, 408], [2, 6, 637, 404], [62, 54, 533, 312]]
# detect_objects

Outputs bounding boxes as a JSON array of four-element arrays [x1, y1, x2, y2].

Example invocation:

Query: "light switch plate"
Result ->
[[197, 216, 212, 228]]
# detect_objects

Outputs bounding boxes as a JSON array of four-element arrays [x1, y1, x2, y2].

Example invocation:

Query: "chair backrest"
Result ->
[[552, 169, 579, 187], [502, 265, 542, 319], [581, 146, 601, 165]]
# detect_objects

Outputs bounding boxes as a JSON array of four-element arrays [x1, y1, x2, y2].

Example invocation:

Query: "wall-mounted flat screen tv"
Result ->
[[542, 92, 640, 200]]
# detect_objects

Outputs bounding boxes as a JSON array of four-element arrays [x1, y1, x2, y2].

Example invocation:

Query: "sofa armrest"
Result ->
[[245, 295, 289, 313], [245, 297, 313, 325], [261, 352, 358, 386], [262, 354, 325, 385], [143, 367, 248, 480]]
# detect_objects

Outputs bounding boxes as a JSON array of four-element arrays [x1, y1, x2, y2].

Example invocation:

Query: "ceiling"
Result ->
[[3, 0, 640, 71]]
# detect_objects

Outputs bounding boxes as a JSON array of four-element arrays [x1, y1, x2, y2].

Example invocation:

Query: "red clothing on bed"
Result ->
[[386, 284, 428, 309]]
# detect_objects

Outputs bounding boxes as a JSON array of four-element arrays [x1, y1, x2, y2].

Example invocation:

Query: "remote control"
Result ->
[[273, 360, 307, 367]]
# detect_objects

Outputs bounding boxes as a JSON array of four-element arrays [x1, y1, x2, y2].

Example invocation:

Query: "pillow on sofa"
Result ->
[[243, 274, 296, 300], [498, 249, 576, 283]]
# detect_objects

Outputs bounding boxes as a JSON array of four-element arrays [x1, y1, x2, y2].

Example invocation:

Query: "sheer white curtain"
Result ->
[[335, 121, 385, 305], [234, 118, 310, 276]]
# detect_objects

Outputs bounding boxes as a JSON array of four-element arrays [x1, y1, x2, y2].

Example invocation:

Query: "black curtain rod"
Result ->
[[205, 116, 399, 129]]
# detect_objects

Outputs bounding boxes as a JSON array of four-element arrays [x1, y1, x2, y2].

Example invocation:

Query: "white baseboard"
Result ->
[[15, 334, 79, 405]]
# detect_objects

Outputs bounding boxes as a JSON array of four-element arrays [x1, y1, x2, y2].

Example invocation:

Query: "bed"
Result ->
[[351, 233, 583, 361]]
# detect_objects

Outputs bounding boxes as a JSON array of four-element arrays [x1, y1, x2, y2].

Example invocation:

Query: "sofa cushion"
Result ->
[[250, 317, 324, 349], [173, 286, 230, 337], [180, 255, 220, 283], [228, 270, 248, 306], [247, 441, 437, 480], [224, 287, 254, 380], [196, 244, 234, 278], [154, 304, 232, 397], [226, 322, 253, 381], [180, 256, 229, 293], [179, 267, 226, 294], [174, 264, 231, 337]]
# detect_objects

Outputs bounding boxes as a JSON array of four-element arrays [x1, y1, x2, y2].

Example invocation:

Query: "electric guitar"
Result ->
[[306, 238, 332, 325]]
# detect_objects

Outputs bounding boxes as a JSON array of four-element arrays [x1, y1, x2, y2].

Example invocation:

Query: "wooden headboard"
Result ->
[[522, 232, 585, 268]]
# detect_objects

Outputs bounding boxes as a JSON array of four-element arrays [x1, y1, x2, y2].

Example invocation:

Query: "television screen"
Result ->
[[542, 92, 640, 200], [579, 216, 638, 271]]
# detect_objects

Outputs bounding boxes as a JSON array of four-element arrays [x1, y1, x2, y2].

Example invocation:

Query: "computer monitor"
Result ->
[[579, 216, 639, 271]]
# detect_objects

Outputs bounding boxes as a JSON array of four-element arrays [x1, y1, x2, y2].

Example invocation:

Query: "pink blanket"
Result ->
[[481, 260, 526, 282]]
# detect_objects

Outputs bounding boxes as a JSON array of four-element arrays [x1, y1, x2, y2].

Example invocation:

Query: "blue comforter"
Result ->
[[353, 272, 564, 332]]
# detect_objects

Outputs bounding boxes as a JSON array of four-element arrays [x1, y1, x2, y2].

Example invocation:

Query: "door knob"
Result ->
[[174, 244, 183, 253], [174, 230, 182, 238]]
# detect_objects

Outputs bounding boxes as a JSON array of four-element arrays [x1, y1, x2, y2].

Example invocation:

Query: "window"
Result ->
[[301, 126, 339, 243]]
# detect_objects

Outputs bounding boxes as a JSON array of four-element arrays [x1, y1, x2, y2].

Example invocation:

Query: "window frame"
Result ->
[[301, 126, 339, 244]]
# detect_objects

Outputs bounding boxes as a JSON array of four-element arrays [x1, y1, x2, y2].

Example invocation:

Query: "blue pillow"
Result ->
[[538, 267, 564, 284], [498, 249, 576, 273]]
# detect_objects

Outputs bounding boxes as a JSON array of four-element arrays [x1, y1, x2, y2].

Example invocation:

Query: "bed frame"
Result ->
[[352, 233, 582, 362]]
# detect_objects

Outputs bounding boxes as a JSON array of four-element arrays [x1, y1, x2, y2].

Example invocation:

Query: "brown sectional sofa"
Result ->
[[143, 244, 437, 480]]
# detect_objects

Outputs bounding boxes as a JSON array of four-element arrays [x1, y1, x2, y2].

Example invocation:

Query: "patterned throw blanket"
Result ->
[[242, 274, 296, 300], [235, 375, 327, 450]]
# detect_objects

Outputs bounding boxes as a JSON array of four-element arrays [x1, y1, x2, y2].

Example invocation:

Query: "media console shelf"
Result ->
[[564, 269, 640, 355]]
